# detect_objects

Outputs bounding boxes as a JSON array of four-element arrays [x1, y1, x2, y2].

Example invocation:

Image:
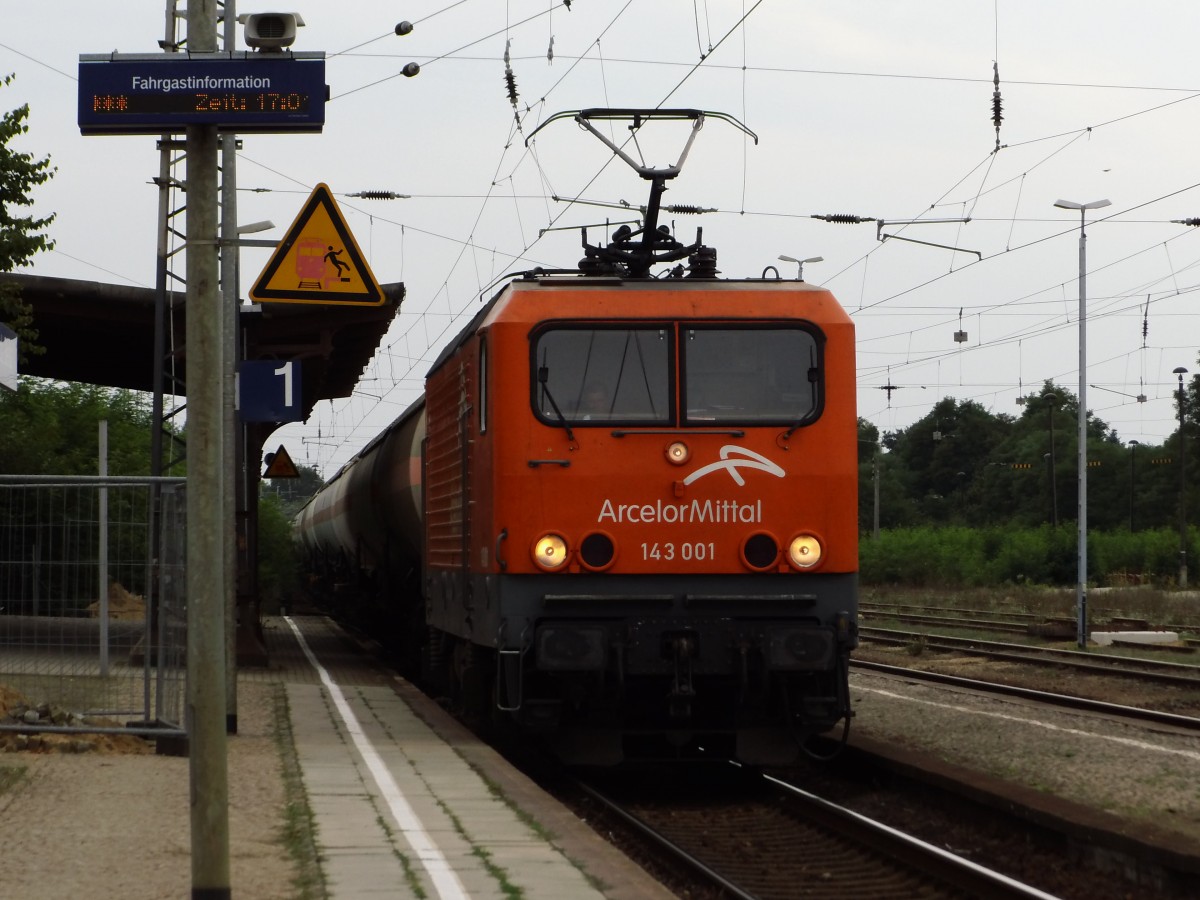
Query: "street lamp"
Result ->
[[1054, 197, 1111, 648], [1128, 440, 1139, 532], [1175, 366, 1189, 588], [778, 254, 823, 281]]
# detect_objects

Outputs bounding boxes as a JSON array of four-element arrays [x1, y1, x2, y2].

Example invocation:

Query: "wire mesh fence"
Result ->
[[0, 476, 187, 741]]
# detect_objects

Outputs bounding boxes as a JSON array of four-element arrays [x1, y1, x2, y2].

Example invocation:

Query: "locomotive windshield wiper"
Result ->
[[538, 366, 577, 445], [781, 359, 822, 443]]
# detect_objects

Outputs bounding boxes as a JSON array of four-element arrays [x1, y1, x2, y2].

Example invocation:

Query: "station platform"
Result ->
[[256, 615, 673, 900]]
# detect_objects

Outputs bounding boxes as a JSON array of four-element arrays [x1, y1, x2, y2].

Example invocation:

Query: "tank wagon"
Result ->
[[295, 110, 859, 764]]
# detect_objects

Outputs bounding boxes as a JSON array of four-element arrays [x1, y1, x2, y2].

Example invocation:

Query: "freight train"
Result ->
[[294, 110, 859, 764]]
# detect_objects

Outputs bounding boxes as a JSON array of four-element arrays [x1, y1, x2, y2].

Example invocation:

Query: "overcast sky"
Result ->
[[5, 1, 1200, 476]]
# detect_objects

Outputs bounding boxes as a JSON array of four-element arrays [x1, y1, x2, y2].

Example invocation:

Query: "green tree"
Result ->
[[989, 386, 1074, 527], [885, 397, 1012, 525], [257, 492, 300, 612], [261, 463, 324, 519], [0, 379, 158, 475], [857, 369, 1195, 537], [0, 74, 56, 362]]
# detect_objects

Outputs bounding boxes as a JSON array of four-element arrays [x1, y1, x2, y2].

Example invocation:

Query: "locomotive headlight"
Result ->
[[533, 533, 569, 570], [786, 533, 823, 569], [665, 441, 690, 465]]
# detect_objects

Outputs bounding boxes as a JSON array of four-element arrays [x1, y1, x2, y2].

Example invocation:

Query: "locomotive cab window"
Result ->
[[478, 336, 488, 434], [683, 326, 822, 425], [533, 326, 672, 425]]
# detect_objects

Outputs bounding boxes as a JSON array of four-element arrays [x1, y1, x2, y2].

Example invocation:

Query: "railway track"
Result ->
[[851, 658, 1200, 732], [860, 604, 1044, 634], [861, 601, 1200, 638], [388, 612, 1198, 900], [574, 764, 1056, 899], [858, 626, 1200, 687]]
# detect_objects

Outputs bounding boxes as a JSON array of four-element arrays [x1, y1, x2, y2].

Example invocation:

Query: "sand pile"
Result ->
[[0, 684, 152, 755], [86, 582, 146, 620]]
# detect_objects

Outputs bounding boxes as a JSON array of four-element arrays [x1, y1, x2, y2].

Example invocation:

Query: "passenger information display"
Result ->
[[78, 53, 326, 134]]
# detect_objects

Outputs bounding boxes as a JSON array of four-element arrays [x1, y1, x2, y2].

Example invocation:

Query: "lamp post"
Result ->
[[1175, 366, 1189, 588], [872, 451, 881, 540], [1045, 392, 1059, 527], [1128, 439, 1139, 532], [1054, 197, 1111, 648], [778, 254, 823, 281]]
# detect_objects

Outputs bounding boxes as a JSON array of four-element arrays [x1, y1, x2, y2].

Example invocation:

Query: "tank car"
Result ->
[[296, 110, 859, 764]]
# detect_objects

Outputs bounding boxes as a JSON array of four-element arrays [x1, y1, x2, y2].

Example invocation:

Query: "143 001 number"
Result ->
[[640, 541, 715, 562]]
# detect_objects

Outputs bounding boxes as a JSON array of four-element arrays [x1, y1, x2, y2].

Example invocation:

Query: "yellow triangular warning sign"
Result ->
[[263, 445, 300, 479], [250, 183, 384, 306]]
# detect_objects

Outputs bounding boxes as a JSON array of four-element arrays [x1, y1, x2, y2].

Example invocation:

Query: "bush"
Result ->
[[859, 525, 1195, 587], [258, 493, 300, 612]]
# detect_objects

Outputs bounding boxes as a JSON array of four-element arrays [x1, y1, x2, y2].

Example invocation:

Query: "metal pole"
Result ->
[[98, 419, 109, 676], [1128, 441, 1138, 531], [1177, 368, 1189, 589], [186, 2, 231, 897], [1047, 396, 1058, 528], [873, 453, 881, 539], [220, 0, 240, 738], [1055, 197, 1109, 648], [1076, 212, 1089, 649]]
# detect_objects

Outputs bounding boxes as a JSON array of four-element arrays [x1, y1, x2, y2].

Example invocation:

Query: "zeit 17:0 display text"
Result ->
[[89, 91, 309, 114]]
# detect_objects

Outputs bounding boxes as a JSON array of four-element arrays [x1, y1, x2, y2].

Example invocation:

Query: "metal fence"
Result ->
[[0, 476, 187, 742]]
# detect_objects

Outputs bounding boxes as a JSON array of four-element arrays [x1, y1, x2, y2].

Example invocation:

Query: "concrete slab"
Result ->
[[273, 616, 674, 900]]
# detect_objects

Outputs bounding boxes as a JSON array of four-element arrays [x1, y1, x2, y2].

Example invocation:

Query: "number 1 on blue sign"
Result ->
[[274, 362, 294, 407]]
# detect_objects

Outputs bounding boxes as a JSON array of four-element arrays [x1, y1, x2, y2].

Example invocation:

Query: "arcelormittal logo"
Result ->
[[682, 445, 786, 487]]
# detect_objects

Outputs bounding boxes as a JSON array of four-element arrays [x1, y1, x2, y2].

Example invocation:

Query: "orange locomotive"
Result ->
[[296, 110, 859, 764]]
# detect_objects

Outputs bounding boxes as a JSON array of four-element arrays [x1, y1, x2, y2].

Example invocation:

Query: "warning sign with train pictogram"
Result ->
[[262, 444, 300, 479], [250, 183, 384, 305]]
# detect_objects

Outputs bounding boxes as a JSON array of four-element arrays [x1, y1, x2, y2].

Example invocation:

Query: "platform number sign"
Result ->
[[239, 360, 303, 422]]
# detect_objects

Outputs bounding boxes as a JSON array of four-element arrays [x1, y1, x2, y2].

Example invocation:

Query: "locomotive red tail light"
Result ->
[[787, 533, 824, 570], [579, 532, 616, 570], [741, 532, 779, 570], [533, 533, 569, 570]]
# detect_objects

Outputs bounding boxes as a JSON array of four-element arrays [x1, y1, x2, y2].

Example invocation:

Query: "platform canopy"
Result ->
[[0, 272, 402, 418]]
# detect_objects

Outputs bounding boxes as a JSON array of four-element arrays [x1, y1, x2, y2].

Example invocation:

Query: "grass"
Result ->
[[374, 814, 427, 899], [0, 765, 26, 796], [477, 770, 557, 843], [436, 797, 525, 899], [270, 684, 329, 900], [449, 751, 611, 894], [864, 584, 1200, 626]]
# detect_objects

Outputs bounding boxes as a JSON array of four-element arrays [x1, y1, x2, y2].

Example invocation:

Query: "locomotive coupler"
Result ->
[[665, 631, 697, 719]]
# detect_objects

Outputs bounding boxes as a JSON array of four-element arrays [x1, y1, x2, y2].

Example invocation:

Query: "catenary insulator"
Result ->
[[992, 62, 1004, 129], [504, 69, 519, 107], [813, 213, 873, 224], [992, 61, 1004, 151]]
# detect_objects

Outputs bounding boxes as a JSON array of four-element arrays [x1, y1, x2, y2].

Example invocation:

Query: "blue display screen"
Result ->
[[79, 54, 326, 134]]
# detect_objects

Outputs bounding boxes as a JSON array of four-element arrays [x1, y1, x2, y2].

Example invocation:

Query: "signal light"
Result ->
[[665, 441, 690, 465]]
